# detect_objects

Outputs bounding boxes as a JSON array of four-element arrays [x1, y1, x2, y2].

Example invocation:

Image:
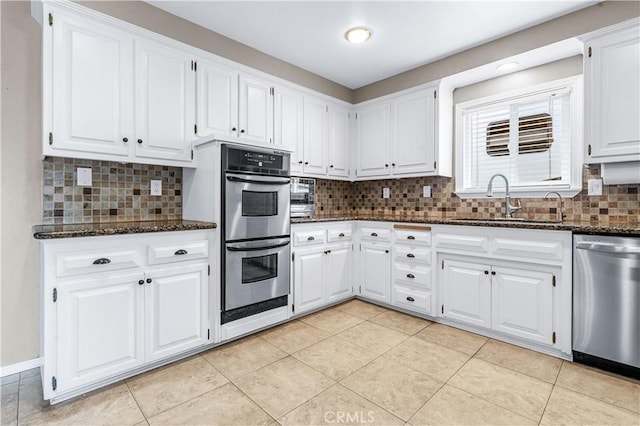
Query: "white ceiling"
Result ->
[[146, 1, 597, 89]]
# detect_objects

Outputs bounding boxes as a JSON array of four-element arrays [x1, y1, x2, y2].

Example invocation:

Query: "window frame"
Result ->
[[454, 75, 584, 199]]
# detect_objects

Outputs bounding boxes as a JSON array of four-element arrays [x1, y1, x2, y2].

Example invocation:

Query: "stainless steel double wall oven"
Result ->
[[221, 145, 291, 324]]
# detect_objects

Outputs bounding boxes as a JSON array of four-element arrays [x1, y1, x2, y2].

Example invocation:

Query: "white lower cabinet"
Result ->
[[359, 242, 391, 303], [55, 271, 145, 394], [442, 260, 491, 328], [292, 223, 353, 315], [441, 258, 554, 345], [40, 230, 214, 402]]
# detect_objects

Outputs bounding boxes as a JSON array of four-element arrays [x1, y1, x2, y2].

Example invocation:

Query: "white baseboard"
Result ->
[[0, 357, 43, 377]]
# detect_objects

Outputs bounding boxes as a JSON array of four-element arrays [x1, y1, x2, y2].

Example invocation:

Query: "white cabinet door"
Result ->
[[303, 96, 328, 176], [135, 39, 194, 162], [442, 259, 491, 329], [392, 89, 435, 175], [360, 242, 391, 303], [274, 86, 304, 174], [585, 24, 640, 163], [144, 264, 208, 362], [326, 244, 352, 303], [327, 103, 350, 178], [491, 267, 553, 345], [196, 60, 238, 139], [55, 272, 144, 393], [50, 13, 133, 157], [238, 74, 273, 144], [294, 248, 326, 314], [356, 103, 391, 177]]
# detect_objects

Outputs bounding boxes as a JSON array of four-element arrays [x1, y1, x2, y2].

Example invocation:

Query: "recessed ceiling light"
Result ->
[[497, 62, 520, 72], [345, 27, 372, 44]]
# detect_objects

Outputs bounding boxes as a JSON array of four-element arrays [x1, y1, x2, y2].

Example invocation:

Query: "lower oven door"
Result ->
[[224, 237, 291, 311]]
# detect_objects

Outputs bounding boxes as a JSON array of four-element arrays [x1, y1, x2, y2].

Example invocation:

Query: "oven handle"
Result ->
[[226, 175, 291, 185], [226, 240, 291, 252]]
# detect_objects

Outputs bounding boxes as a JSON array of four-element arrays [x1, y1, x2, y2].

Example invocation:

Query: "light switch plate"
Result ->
[[423, 185, 432, 198], [150, 180, 162, 196], [588, 178, 603, 196], [382, 187, 390, 199], [77, 167, 92, 187]]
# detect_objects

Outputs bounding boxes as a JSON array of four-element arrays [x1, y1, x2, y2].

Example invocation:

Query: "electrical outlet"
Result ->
[[150, 180, 162, 196], [77, 167, 92, 186], [382, 187, 390, 199], [423, 185, 432, 198], [588, 178, 603, 196]]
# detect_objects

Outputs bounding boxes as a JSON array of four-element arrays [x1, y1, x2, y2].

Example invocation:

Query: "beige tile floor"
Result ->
[[2, 300, 639, 425]]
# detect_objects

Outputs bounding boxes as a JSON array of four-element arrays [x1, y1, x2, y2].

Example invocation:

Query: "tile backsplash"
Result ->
[[42, 157, 182, 224], [313, 165, 639, 226]]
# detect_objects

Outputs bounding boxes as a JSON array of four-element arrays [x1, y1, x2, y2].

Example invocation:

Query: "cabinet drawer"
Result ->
[[148, 239, 209, 265], [293, 230, 326, 246], [327, 227, 352, 242], [360, 227, 391, 242], [56, 248, 143, 278], [393, 245, 430, 265], [433, 232, 489, 253], [394, 229, 431, 246], [393, 262, 431, 288], [492, 237, 564, 261], [393, 284, 431, 314]]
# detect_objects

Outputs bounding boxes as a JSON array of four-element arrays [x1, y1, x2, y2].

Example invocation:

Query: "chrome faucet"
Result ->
[[486, 173, 521, 218], [544, 191, 564, 222]]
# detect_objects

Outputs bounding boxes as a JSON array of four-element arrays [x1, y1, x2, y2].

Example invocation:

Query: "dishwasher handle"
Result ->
[[575, 242, 640, 255]]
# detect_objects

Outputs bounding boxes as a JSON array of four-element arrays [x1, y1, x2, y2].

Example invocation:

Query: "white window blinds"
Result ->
[[457, 82, 578, 195]]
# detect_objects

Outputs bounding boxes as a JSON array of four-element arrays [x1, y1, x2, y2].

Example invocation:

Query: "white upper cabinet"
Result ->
[[49, 12, 133, 158], [135, 39, 194, 162], [327, 103, 350, 178], [44, 7, 196, 166], [356, 102, 391, 177], [302, 96, 328, 176], [238, 74, 274, 144], [354, 82, 451, 180], [196, 60, 239, 139], [584, 19, 640, 163], [274, 85, 304, 173], [391, 89, 436, 175]]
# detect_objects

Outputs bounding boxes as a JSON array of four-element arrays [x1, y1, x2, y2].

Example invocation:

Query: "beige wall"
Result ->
[[453, 55, 583, 104], [354, 1, 640, 103], [1, 1, 43, 367], [77, 1, 353, 103]]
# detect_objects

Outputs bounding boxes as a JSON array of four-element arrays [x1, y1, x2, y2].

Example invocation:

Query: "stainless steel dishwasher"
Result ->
[[573, 234, 640, 379]]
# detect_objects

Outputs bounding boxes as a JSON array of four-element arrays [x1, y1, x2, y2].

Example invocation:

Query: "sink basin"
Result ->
[[450, 218, 562, 226]]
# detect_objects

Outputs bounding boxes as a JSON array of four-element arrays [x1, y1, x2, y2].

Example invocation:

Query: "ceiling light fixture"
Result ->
[[497, 61, 520, 72], [345, 27, 372, 44]]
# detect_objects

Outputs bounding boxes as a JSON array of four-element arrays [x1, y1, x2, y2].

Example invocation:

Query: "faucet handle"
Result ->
[[511, 199, 522, 211]]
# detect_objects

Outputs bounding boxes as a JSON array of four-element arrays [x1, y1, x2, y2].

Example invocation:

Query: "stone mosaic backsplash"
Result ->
[[42, 157, 182, 225], [313, 165, 639, 227]]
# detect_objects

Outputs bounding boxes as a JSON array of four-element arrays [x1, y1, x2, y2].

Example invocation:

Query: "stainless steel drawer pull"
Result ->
[[339, 233, 345, 237], [371, 232, 378, 237], [406, 253, 415, 258], [406, 296, 415, 302], [93, 258, 111, 265], [407, 235, 415, 240], [406, 273, 415, 279], [307, 236, 315, 241], [174, 249, 188, 255]]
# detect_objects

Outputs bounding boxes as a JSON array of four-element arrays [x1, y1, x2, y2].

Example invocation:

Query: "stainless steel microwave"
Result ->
[[290, 177, 315, 218]]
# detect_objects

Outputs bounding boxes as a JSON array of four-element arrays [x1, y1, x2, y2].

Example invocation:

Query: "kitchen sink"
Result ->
[[450, 218, 562, 226]]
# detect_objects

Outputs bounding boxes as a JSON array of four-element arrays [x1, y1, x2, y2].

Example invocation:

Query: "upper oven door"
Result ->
[[225, 173, 291, 241]]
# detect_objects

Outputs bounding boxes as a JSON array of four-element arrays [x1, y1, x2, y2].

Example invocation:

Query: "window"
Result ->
[[455, 76, 583, 197]]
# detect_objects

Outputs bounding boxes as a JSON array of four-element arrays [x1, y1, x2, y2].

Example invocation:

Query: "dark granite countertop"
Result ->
[[291, 216, 640, 236], [33, 220, 217, 240]]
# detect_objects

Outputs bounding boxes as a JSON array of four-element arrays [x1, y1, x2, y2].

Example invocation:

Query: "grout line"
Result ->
[[124, 380, 148, 423]]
